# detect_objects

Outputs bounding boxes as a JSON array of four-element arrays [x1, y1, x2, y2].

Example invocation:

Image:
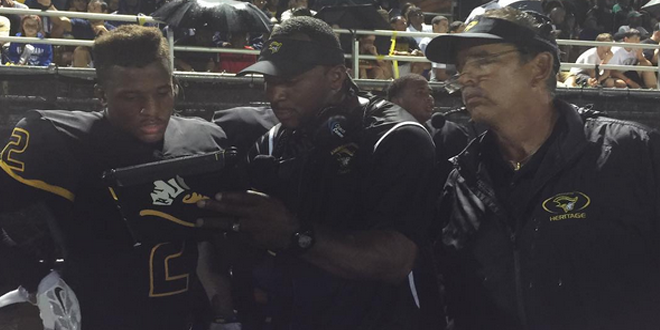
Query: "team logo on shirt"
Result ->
[[542, 191, 591, 221], [331, 143, 359, 174]]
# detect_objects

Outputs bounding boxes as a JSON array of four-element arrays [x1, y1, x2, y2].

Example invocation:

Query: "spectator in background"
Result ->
[[4, 15, 53, 66], [618, 10, 648, 38], [252, 0, 272, 19], [419, 16, 448, 53], [0, 0, 28, 37], [420, 16, 451, 82], [406, 6, 431, 44], [387, 73, 434, 123], [390, 15, 428, 76], [400, 2, 415, 20], [39, 0, 116, 67], [216, 32, 257, 74], [386, 73, 470, 179], [357, 34, 392, 79], [280, 0, 315, 22], [640, 22, 660, 65], [543, 0, 567, 37], [264, 0, 278, 19], [68, 0, 88, 11], [0, 16, 9, 44], [610, 29, 657, 88], [565, 33, 617, 87], [579, 15, 602, 40], [174, 29, 219, 72], [106, 0, 118, 12], [613, 0, 633, 31], [448, 20, 465, 33], [585, 0, 615, 34]]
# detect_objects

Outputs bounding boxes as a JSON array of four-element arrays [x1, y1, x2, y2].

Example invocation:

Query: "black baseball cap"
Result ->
[[238, 38, 345, 78], [425, 13, 560, 71]]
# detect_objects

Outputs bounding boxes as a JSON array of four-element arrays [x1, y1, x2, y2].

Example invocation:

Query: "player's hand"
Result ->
[[196, 191, 299, 251]]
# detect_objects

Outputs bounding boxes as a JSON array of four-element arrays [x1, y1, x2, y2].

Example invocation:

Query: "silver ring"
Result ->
[[231, 220, 241, 233]]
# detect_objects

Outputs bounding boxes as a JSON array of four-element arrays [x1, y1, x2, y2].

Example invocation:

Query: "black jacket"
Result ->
[[437, 100, 660, 330], [246, 94, 441, 330]]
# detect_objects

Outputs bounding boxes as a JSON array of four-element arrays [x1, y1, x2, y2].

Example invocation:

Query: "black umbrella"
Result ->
[[315, 4, 391, 55], [152, 0, 272, 33], [642, 0, 660, 16]]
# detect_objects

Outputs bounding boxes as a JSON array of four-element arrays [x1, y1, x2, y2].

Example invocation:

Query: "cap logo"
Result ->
[[464, 21, 478, 32], [269, 41, 282, 54]]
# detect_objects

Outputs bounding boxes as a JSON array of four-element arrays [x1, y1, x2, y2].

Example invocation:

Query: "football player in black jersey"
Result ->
[[0, 25, 227, 330]]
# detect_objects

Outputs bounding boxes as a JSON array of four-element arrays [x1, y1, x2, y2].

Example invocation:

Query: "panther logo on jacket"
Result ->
[[542, 191, 591, 221]]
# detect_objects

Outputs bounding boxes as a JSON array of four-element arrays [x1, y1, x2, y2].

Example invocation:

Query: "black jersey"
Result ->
[[0, 110, 227, 330]]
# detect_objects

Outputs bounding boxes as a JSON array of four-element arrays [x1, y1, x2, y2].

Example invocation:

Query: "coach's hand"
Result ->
[[196, 191, 299, 251]]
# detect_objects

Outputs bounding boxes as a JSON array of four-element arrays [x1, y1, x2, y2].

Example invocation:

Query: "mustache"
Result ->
[[461, 88, 486, 102]]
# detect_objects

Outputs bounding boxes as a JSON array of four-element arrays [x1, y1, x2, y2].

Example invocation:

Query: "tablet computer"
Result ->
[[102, 149, 244, 245]]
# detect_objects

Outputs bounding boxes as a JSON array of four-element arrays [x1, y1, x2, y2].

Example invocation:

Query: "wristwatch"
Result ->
[[288, 225, 315, 255]]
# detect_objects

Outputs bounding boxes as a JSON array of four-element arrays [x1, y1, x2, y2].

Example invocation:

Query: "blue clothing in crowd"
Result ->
[[5, 33, 53, 66]]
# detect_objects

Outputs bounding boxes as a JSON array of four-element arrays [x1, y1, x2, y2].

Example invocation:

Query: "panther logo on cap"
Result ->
[[464, 20, 478, 32], [269, 41, 283, 54]]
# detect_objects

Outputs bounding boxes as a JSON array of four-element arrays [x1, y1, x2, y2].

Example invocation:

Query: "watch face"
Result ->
[[297, 233, 314, 249]]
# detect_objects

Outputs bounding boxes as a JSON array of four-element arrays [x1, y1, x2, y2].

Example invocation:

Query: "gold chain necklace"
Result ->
[[510, 149, 538, 171]]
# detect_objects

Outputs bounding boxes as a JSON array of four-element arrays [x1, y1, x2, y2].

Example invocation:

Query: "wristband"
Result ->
[[38, 2, 52, 10]]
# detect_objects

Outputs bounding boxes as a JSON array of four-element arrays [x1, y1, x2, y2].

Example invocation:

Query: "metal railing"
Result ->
[[0, 7, 659, 88]]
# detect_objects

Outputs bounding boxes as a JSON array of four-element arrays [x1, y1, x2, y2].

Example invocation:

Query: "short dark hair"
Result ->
[[93, 25, 171, 85], [291, 7, 313, 17], [386, 74, 427, 101], [483, 7, 558, 96], [654, 22, 660, 32], [431, 15, 448, 25], [390, 15, 404, 24], [448, 20, 465, 33], [407, 6, 423, 19], [271, 16, 341, 49]]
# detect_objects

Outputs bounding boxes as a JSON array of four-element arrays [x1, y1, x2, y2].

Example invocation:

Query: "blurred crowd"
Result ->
[[0, 0, 659, 89]]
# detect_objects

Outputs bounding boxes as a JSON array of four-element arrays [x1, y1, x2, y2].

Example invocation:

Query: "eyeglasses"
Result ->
[[442, 49, 520, 94]]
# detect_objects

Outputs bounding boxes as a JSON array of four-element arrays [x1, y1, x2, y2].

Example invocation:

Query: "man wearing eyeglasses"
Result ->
[[427, 7, 660, 330]]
